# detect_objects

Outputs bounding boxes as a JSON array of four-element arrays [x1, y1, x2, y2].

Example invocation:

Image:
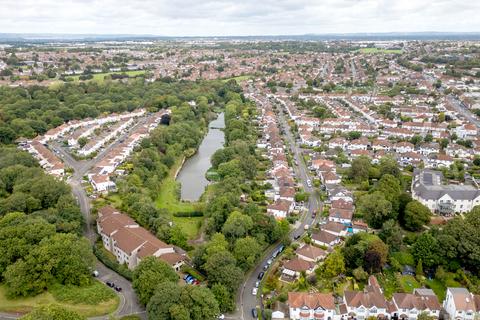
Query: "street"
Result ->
[[232, 93, 321, 320]]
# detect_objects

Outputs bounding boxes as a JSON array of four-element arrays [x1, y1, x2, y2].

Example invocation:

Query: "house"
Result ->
[[311, 230, 340, 247], [347, 137, 370, 151], [328, 207, 353, 224], [288, 292, 336, 320], [91, 174, 116, 192], [344, 276, 389, 320], [372, 139, 393, 152], [267, 199, 294, 219], [296, 244, 327, 262], [322, 221, 348, 237], [321, 171, 341, 185], [426, 153, 454, 168], [329, 137, 348, 150], [412, 169, 480, 214], [282, 258, 315, 280], [395, 142, 415, 154], [392, 289, 441, 320], [443, 288, 479, 320]]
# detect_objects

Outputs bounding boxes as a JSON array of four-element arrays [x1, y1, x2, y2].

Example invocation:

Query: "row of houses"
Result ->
[[96, 206, 186, 270], [88, 110, 170, 192], [284, 278, 480, 320], [22, 140, 65, 176]]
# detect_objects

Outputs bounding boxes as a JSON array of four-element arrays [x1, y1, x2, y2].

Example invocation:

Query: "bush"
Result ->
[[93, 243, 133, 280], [173, 211, 204, 217], [49, 281, 116, 305]]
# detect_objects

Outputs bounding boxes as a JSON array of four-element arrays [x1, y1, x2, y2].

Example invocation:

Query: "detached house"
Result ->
[[344, 276, 389, 320]]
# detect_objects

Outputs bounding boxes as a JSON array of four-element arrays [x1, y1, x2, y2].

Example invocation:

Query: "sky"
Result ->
[[0, 0, 478, 36]]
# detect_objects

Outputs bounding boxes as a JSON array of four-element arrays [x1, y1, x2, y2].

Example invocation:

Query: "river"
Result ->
[[176, 112, 225, 201]]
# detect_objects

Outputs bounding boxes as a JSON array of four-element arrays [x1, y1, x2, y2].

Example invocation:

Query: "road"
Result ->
[[232, 93, 321, 320], [447, 95, 480, 128]]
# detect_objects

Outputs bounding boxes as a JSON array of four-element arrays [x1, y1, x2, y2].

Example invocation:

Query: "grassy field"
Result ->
[[155, 159, 203, 239], [357, 48, 403, 54], [221, 75, 252, 83], [66, 70, 145, 82], [0, 282, 119, 317]]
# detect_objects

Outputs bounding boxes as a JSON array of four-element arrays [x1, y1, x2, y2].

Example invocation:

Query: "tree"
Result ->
[[21, 304, 85, 320], [222, 211, 253, 240], [203, 251, 243, 293], [364, 239, 389, 273], [417, 312, 436, 320], [356, 191, 393, 229], [379, 156, 401, 178], [77, 136, 88, 148], [403, 200, 431, 231], [147, 281, 220, 320], [319, 250, 345, 279], [352, 266, 368, 282], [211, 284, 235, 313], [348, 156, 371, 183], [412, 233, 440, 268], [4, 233, 95, 297], [379, 220, 403, 252], [133, 256, 179, 305], [416, 259, 424, 277], [233, 237, 261, 270], [375, 174, 402, 213]]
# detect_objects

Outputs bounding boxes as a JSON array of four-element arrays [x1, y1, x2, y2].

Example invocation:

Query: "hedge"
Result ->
[[94, 242, 133, 281], [173, 211, 204, 217]]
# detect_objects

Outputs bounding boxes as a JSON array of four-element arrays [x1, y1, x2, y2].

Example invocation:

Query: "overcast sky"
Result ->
[[0, 0, 478, 36]]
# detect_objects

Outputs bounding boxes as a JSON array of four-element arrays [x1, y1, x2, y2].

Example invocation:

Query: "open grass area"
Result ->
[[66, 70, 146, 82], [221, 75, 252, 83], [0, 282, 118, 317], [357, 48, 403, 54], [426, 279, 447, 300], [155, 158, 203, 239]]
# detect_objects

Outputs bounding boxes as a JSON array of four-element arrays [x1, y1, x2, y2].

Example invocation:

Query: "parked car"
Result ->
[[252, 308, 258, 318], [278, 245, 285, 253], [257, 272, 264, 280], [115, 286, 122, 292], [263, 264, 268, 271], [267, 259, 273, 265], [255, 281, 260, 288], [92, 270, 99, 277], [106, 281, 114, 288], [294, 234, 301, 240], [252, 287, 258, 295]]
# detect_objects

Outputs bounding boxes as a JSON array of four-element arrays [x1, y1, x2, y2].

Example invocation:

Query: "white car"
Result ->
[[306, 180, 312, 187], [252, 287, 258, 296], [255, 281, 260, 288]]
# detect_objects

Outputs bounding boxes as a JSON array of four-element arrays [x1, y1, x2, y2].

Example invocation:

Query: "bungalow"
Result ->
[[288, 292, 336, 320], [311, 230, 340, 248], [296, 244, 327, 263], [282, 258, 315, 280], [328, 207, 353, 224]]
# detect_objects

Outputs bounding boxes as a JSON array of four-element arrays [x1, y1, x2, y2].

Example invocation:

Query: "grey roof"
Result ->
[[412, 169, 480, 201]]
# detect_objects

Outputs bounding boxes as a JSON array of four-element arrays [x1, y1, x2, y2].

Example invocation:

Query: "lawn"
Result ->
[[221, 75, 252, 83], [398, 275, 420, 293], [357, 48, 403, 54], [155, 158, 203, 239], [66, 70, 146, 83], [0, 282, 119, 317]]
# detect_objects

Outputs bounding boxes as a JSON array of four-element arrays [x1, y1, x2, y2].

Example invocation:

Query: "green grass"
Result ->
[[221, 75, 252, 83], [398, 275, 420, 293], [49, 281, 116, 305], [0, 282, 118, 317], [66, 70, 146, 82], [357, 48, 403, 54], [155, 159, 203, 239]]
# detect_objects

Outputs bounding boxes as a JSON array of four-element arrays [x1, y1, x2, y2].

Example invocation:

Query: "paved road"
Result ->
[[232, 93, 321, 320], [447, 95, 480, 128]]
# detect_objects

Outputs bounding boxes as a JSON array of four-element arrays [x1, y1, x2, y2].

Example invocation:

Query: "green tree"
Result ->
[[133, 256, 179, 305], [412, 233, 440, 268], [233, 237, 261, 270], [319, 250, 345, 279], [203, 251, 243, 293], [379, 156, 401, 178], [356, 191, 393, 229], [348, 156, 371, 183], [352, 266, 368, 282], [379, 220, 403, 252], [211, 284, 235, 313], [222, 211, 253, 240], [375, 174, 402, 213], [403, 200, 431, 231]]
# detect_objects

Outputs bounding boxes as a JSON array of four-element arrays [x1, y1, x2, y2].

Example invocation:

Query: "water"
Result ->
[[176, 113, 225, 201]]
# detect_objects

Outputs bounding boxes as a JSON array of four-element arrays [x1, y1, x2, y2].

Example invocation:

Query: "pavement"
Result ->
[[230, 93, 322, 320]]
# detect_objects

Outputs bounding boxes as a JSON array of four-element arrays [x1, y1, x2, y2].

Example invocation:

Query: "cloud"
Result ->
[[0, 0, 478, 35]]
